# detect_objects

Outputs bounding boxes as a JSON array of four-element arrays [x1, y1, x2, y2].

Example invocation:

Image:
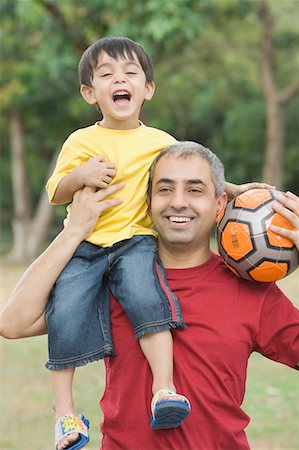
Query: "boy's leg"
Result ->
[[52, 368, 75, 417], [139, 329, 175, 394], [45, 241, 114, 448], [52, 368, 80, 450]]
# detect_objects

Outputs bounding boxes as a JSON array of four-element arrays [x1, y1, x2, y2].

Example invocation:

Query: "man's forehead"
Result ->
[[154, 154, 209, 179]]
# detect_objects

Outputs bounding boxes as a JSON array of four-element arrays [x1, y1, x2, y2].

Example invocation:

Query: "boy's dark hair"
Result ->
[[78, 36, 154, 87]]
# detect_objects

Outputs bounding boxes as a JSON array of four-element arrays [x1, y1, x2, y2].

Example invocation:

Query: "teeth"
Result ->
[[114, 90, 129, 96], [169, 216, 191, 223]]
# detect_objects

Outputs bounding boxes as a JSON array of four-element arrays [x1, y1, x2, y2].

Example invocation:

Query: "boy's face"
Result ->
[[81, 51, 155, 130]]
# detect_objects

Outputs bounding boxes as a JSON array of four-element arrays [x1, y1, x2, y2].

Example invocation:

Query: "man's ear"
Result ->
[[80, 84, 97, 105], [144, 81, 155, 101], [216, 192, 227, 222]]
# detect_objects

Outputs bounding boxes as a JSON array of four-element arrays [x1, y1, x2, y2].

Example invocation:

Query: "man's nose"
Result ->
[[170, 190, 188, 209]]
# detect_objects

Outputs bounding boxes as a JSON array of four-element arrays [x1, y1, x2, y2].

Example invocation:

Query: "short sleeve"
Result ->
[[45, 137, 84, 204]]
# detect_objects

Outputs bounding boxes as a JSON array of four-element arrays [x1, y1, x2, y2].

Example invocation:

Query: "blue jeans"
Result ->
[[45, 235, 184, 370]]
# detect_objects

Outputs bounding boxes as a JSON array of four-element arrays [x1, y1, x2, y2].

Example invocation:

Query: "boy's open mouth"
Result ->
[[113, 90, 131, 103]]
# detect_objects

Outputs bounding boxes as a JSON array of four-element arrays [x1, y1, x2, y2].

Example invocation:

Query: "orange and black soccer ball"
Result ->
[[216, 189, 299, 282]]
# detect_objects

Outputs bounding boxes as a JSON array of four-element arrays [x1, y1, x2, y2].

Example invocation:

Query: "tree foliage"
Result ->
[[1, 0, 299, 258]]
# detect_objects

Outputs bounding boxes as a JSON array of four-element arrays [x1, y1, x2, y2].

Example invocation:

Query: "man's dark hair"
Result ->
[[78, 36, 154, 87]]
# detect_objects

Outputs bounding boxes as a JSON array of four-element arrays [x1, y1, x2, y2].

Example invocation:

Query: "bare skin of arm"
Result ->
[[270, 190, 299, 368], [0, 183, 124, 339], [224, 181, 275, 201]]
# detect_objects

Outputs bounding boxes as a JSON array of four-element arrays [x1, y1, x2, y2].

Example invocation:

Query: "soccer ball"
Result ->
[[216, 189, 299, 282]]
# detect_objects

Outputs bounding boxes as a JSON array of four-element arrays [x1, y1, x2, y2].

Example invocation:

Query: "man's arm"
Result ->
[[224, 181, 275, 201], [271, 190, 299, 367], [0, 183, 124, 339]]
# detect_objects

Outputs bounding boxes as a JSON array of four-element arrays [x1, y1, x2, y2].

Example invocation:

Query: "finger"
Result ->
[[285, 191, 299, 200], [105, 168, 116, 177], [96, 176, 115, 188], [102, 176, 113, 184], [97, 197, 124, 213], [269, 224, 295, 241], [98, 175, 114, 184], [272, 202, 299, 229], [91, 176, 114, 189], [274, 193, 299, 217], [284, 191, 299, 214], [94, 182, 125, 201], [103, 162, 116, 169], [74, 186, 97, 198], [94, 154, 108, 162], [248, 182, 276, 190]]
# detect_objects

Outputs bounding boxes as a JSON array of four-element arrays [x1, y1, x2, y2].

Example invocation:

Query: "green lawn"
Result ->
[[1, 263, 298, 450]]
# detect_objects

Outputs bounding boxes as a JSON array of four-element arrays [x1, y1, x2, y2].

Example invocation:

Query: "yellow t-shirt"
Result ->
[[46, 122, 176, 247]]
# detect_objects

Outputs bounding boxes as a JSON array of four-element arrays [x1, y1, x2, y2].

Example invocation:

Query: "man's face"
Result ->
[[148, 154, 226, 252]]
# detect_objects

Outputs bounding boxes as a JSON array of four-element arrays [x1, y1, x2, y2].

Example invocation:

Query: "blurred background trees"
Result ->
[[1, 0, 299, 261]]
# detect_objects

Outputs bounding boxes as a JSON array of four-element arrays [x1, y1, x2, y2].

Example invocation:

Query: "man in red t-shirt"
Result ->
[[100, 141, 299, 450], [1, 141, 299, 450]]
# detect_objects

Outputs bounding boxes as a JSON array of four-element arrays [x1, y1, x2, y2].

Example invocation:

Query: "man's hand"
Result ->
[[73, 155, 116, 189], [65, 182, 124, 242], [225, 181, 275, 201], [270, 191, 299, 251]]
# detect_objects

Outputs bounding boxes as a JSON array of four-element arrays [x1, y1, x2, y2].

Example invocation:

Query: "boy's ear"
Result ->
[[80, 84, 97, 105], [144, 81, 155, 101]]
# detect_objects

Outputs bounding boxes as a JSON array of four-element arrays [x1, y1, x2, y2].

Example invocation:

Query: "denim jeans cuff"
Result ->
[[45, 346, 116, 370], [135, 320, 186, 339]]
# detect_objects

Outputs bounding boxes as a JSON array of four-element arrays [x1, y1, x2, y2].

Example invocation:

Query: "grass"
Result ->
[[1, 262, 299, 450]]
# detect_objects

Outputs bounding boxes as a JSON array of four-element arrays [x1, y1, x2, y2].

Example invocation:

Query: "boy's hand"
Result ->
[[74, 155, 116, 188], [270, 191, 299, 251], [225, 181, 275, 201]]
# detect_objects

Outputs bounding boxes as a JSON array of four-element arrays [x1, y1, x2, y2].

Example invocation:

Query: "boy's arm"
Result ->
[[0, 183, 124, 339], [224, 181, 275, 201], [52, 155, 117, 205]]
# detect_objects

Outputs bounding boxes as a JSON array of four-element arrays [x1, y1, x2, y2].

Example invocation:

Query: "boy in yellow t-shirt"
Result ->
[[46, 36, 189, 450], [45, 36, 269, 449]]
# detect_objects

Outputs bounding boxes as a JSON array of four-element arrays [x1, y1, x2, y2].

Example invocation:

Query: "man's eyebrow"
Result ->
[[155, 178, 206, 185], [186, 179, 205, 185], [156, 178, 175, 184]]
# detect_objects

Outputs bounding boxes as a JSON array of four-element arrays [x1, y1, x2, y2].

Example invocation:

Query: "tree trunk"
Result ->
[[259, 0, 299, 188], [26, 155, 57, 260], [7, 113, 31, 262], [7, 113, 55, 262], [262, 92, 285, 187]]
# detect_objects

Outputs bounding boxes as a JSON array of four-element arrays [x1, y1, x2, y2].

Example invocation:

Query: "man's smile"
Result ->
[[168, 216, 192, 223]]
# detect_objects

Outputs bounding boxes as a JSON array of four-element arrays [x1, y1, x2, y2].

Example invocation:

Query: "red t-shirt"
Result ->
[[100, 253, 299, 450]]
